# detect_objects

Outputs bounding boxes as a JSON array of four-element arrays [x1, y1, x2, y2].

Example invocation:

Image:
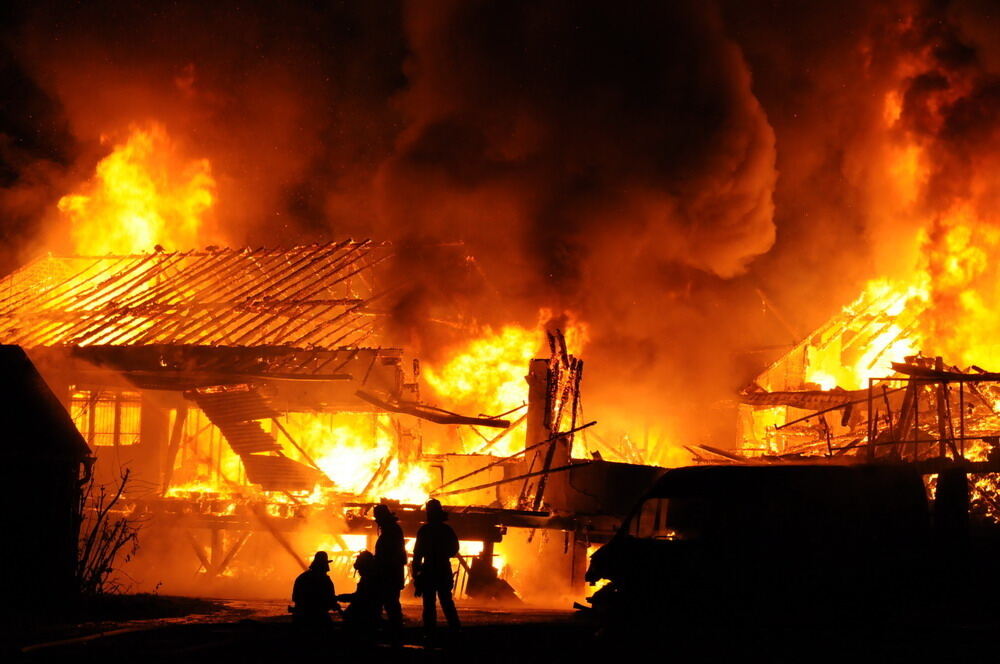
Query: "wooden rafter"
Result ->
[[0, 241, 390, 351]]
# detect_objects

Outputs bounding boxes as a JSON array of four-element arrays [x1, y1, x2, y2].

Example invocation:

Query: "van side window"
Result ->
[[628, 498, 677, 539]]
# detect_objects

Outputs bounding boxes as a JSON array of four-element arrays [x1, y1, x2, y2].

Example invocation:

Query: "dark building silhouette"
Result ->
[[0, 345, 92, 613]]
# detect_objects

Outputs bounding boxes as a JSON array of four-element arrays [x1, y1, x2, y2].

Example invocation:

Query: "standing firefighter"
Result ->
[[291, 551, 342, 626], [373, 503, 407, 642], [412, 499, 461, 635]]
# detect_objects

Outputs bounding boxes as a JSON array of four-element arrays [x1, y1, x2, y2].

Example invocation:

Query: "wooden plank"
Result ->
[[271, 417, 329, 478]]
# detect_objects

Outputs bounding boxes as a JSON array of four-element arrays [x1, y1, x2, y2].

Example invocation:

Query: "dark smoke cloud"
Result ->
[[376, 1, 779, 440], [380, 0, 776, 292]]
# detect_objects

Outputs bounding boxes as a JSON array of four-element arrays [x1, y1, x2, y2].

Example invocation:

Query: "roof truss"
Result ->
[[0, 241, 390, 350]]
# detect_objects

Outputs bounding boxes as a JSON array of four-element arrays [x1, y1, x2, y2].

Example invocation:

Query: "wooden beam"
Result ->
[[185, 530, 214, 574], [433, 461, 592, 498], [270, 418, 329, 478], [214, 531, 252, 577], [247, 502, 308, 571], [428, 421, 597, 494], [472, 413, 527, 454]]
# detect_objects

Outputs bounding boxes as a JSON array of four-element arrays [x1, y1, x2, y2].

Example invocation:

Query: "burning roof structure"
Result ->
[[735, 277, 1000, 478], [0, 240, 386, 352], [0, 240, 416, 494]]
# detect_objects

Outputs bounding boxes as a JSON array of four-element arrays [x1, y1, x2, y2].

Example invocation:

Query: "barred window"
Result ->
[[70, 389, 142, 447]]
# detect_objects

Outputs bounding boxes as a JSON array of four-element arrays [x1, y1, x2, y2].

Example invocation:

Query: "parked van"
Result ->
[[585, 464, 933, 626]]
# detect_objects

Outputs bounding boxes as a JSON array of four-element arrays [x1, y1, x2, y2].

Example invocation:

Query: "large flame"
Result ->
[[294, 414, 432, 503], [422, 310, 589, 455], [58, 124, 216, 255], [422, 324, 540, 419], [802, 74, 1000, 390]]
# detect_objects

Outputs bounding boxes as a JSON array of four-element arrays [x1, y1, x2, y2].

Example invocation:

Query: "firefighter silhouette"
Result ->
[[290, 551, 341, 625], [373, 503, 407, 641], [412, 499, 462, 633]]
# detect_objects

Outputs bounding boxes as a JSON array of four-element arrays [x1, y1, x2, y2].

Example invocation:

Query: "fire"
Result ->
[[423, 324, 539, 419], [58, 123, 216, 255], [801, 61, 1000, 390], [422, 309, 589, 455], [804, 278, 926, 390], [276, 413, 432, 504], [801, 218, 1000, 393]]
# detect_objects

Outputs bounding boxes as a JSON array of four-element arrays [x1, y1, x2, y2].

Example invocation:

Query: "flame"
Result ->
[[422, 309, 589, 455], [804, 278, 926, 390], [284, 413, 432, 504], [58, 123, 216, 255], [801, 59, 1000, 391], [800, 214, 1000, 392], [423, 324, 539, 418]]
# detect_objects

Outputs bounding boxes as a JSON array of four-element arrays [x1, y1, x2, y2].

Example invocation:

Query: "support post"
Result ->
[[867, 378, 875, 461], [161, 405, 188, 494]]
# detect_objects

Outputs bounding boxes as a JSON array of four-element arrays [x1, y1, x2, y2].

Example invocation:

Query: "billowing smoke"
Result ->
[[376, 0, 778, 449], [380, 0, 776, 282], [6, 1, 1000, 449], [892, 1, 1000, 362]]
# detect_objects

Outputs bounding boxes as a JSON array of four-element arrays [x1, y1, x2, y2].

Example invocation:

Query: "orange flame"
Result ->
[[423, 324, 540, 418], [422, 309, 589, 455], [58, 123, 216, 255], [802, 67, 1000, 389]]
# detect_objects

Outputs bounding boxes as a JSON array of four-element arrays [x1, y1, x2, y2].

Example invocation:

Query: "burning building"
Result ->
[[0, 239, 663, 601]]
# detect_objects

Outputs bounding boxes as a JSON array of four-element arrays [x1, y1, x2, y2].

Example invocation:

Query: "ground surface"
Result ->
[[13, 595, 1000, 662], [14, 599, 593, 663]]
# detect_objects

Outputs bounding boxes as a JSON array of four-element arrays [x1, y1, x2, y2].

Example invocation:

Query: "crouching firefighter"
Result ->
[[291, 551, 342, 626], [338, 551, 381, 639]]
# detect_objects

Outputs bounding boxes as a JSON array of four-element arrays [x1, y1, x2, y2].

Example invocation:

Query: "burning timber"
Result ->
[[728, 285, 1000, 545], [0, 241, 664, 601]]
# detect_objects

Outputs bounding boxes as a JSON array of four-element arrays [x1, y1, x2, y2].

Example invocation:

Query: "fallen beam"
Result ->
[[432, 461, 592, 498], [429, 421, 597, 494], [356, 389, 511, 428]]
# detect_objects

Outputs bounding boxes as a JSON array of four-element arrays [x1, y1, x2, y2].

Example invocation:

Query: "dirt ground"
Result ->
[[13, 596, 1000, 663], [15, 600, 592, 663]]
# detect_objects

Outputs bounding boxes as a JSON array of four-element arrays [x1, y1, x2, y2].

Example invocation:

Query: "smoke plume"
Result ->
[[5, 1, 1000, 447]]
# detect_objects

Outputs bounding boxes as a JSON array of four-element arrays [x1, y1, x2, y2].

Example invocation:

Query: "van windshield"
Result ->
[[627, 497, 679, 539]]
